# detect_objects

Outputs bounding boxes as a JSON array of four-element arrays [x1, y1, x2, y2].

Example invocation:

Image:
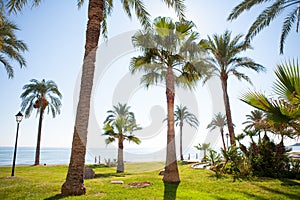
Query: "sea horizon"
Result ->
[[1, 145, 299, 166], [0, 146, 200, 166]]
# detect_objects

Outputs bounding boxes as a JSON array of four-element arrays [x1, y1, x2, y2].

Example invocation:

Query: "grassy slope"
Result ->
[[0, 162, 300, 200]]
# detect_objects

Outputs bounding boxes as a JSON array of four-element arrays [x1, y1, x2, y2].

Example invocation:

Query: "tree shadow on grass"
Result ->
[[252, 183, 300, 199], [163, 182, 179, 200], [95, 172, 131, 178], [241, 191, 266, 200], [85, 164, 107, 169], [279, 178, 300, 186], [44, 194, 65, 200]]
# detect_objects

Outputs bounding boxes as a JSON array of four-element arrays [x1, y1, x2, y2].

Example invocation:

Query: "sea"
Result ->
[[0, 146, 199, 166], [1, 145, 299, 166]]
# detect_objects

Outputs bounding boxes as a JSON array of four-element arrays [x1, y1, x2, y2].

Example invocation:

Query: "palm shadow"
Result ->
[[95, 172, 130, 178], [253, 182, 300, 199], [279, 178, 300, 186], [44, 194, 65, 200], [163, 182, 180, 200]]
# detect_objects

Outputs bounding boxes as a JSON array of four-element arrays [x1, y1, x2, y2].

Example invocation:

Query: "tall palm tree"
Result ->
[[20, 79, 62, 165], [241, 59, 300, 135], [130, 17, 204, 183], [103, 103, 141, 173], [173, 104, 199, 161], [6, 0, 186, 195], [228, 0, 300, 54], [207, 112, 227, 151], [200, 30, 265, 146], [0, 14, 27, 78], [194, 143, 210, 161]]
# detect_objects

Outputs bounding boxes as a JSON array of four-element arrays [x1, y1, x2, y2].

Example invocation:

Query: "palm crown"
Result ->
[[207, 112, 227, 131], [243, 110, 267, 131], [200, 30, 264, 84], [130, 16, 204, 88], [103, 103, 141, 145], [174, 104, 199, 128], [20, 79, 62, 117]]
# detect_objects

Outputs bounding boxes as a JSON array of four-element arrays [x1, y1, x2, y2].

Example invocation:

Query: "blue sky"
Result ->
[[0, 0, 299, 152]]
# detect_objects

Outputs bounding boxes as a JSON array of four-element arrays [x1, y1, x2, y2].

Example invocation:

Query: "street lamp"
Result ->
[[11, 111, 23, 177], [226, 133, 229, 150]]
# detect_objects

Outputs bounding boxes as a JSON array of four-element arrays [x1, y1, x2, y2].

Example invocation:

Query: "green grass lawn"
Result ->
[[0, 162, 300, 199]]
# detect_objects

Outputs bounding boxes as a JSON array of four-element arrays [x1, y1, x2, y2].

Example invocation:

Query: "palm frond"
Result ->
[[273, 59, 300, 104], [228, 0, 300, 53], [162, 0, 186, 20], [280, 7, 297, 53], [7, 0, 42, 14], [227, 0, 271, 21]]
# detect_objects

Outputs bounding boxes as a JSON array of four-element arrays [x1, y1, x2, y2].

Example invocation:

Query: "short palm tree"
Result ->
[[200, 30, 265, 146], [0, 15, 27, 78], [207, 112, 227, 151], [6, 0, 186, 195], [103, 103, 141, 173], [228, 0, 300, 54], [194, 143, 210, 161], [174, 104, 199, 161], [130, 17, 204, 183], [243, 110, 267, 142], [241, 59, 300, 137], [20, 79, 62, 165]]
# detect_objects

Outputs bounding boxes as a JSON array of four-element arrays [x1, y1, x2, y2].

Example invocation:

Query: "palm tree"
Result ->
[[6, 0, 186, 195], [194, 143, 210, 161], [207, 112, 227, 151], [103, 103, 141, 173], [130, 17, 204, 183], [172, 105, 199, 161], [200, 30, 265, 146], [228, 0, 300, 54], [20, 79, 62, 165], [0, 14, 27, 78], [241, 59, 300, 135], [243, 110, 267, 142]]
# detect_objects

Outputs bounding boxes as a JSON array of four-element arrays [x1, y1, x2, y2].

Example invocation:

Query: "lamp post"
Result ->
[[226, 133, 229, 150], [11, 111, 23, 177]]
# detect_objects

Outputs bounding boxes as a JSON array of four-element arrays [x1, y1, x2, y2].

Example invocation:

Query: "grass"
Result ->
[[0, 162, 300, 199]]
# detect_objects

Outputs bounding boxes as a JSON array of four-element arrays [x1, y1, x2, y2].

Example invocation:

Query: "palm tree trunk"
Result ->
[[34, 108, 44, 166], [220, 77, 236, 146], [179, 122, 183, 161], [163, 67, 180, 184], [117, 136, 124, 173], [61, 0, 104, 196], [220, 128, 226, 152]]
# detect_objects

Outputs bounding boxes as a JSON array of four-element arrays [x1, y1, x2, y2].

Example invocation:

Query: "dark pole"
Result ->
[[11, 111, 23, 177], [11, 122, 20, 177]]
